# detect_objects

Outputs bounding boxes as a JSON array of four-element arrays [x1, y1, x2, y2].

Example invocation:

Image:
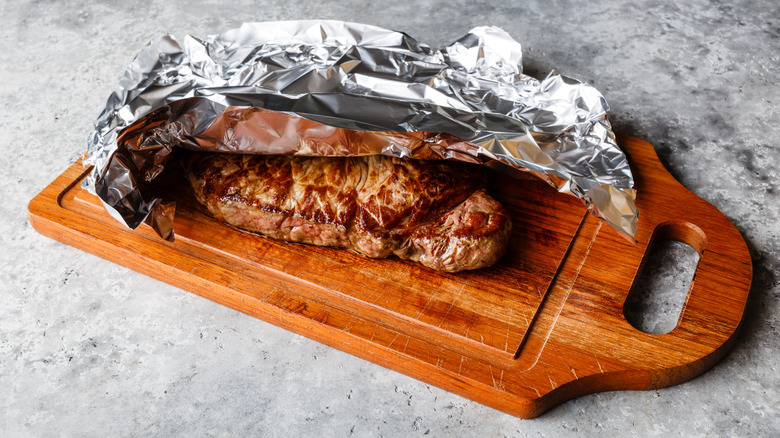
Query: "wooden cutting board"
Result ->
[[27, 135, 752, 418]]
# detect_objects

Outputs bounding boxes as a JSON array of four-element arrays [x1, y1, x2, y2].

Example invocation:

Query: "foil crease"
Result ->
[[83, 20, 637, 241]]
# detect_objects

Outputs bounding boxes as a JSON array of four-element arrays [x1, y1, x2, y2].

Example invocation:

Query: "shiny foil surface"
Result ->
[[83, 20, 637, 241]]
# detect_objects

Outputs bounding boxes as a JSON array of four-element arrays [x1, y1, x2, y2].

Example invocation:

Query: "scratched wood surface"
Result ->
[[27, 136, 752, 418]]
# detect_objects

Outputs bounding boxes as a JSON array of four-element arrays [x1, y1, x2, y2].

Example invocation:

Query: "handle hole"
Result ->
[[624, 239, 700, 335]]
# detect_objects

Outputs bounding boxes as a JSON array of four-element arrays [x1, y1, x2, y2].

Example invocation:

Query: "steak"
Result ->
[[183, 152, 512, 272]]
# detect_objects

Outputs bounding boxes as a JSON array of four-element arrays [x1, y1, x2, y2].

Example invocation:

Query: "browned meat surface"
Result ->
[[183, 152, 512, 272]]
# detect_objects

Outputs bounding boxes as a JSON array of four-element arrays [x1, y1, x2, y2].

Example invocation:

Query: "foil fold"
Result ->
[[83, 20, 637, 241]]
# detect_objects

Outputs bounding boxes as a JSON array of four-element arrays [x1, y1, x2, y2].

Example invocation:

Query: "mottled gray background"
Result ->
[[2, 0, 778, 436]]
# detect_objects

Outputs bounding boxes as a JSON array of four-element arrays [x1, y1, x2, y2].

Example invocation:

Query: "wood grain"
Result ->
[[27, 136, 752, 418]]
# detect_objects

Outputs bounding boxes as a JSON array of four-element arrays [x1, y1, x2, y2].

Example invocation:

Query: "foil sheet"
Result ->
[[83, 20, 637, 242]]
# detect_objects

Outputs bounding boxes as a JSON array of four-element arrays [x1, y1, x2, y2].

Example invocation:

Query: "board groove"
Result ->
[[28, 136, 752, 418], [515, 212, 602, 365]]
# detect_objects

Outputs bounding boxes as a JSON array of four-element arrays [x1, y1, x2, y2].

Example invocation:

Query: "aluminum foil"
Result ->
[[83, 20, 637, 242]]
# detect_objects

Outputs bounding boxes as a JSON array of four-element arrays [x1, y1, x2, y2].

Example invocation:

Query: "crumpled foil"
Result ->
[[83, 20, 637, 242]]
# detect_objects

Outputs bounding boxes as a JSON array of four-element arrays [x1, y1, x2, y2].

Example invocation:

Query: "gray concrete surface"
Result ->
[[2, 0, 778, 436]]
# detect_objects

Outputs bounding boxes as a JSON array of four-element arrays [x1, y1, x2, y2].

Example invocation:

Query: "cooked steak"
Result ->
[[183, 152, 512, 272]]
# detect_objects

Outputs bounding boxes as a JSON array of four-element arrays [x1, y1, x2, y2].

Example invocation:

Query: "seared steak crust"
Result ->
[[184, 152, 511, 272]]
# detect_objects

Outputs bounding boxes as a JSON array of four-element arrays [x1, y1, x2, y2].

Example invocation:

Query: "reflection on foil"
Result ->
[[83, 20, 637, 241]]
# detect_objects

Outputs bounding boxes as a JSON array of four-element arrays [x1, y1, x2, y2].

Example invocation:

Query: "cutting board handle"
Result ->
[[629, 218, 708, 331], [614, 136, 752, 386]]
